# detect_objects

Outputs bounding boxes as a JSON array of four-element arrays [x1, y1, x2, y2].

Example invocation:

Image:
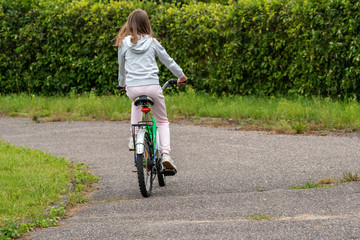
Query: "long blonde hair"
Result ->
[[114, 9, 154, 47]]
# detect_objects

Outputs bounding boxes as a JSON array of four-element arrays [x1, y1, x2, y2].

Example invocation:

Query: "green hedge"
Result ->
[[1, 0, 359, 98]]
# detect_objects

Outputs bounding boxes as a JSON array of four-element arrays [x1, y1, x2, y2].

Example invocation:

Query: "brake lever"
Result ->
[[115, 86, 126, 95]]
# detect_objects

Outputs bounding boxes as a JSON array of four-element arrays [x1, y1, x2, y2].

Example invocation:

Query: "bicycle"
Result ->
[[117, 79, 183, 197]]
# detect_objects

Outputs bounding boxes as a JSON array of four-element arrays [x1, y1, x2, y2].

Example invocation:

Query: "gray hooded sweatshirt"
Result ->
[[118, 35, 184, 87]]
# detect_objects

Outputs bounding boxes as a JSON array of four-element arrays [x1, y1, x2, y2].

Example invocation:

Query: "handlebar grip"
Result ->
[[115, 85, 126, 94], [169, 79, 187, 85], [169, 79, 178, 85]]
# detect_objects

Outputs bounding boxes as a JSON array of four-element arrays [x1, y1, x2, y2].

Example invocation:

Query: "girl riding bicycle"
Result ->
[[115, 9, 187, 174]]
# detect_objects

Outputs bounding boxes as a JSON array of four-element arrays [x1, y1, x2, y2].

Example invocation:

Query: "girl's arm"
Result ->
[[153, 39, 184, 80], [118, 47, 126, 87]]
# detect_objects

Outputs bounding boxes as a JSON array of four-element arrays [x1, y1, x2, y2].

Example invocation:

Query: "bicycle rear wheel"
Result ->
[[136, 133, 153, 197]]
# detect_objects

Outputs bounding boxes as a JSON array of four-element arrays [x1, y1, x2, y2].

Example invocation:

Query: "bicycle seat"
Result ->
[[134, 96, 154, 106]]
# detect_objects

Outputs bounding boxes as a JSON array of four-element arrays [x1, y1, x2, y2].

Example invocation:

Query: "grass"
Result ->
[[0, 141, 99, 239], [0, 141, 69, 225], [244, 214, 273, 220], [316, 176, 338, 185], [289, 173, 360, 189], [317, 173, 360, 184], [341, 172, 360, 182], [167, 87, 360, 133], [0, 91, 130, 122], [0, 206, 66, 239], [288, 178, 333, 190], [1, 86, 360, 134]]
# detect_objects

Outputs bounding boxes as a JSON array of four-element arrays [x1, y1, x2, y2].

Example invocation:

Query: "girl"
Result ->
[[115, 9, 187, 174]]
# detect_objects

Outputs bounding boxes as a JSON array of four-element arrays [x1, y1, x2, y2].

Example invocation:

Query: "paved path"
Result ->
[[1, 117, 360, 240]]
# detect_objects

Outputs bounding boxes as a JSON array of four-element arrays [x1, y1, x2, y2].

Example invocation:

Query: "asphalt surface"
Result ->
[[0, 117, 359, 240]]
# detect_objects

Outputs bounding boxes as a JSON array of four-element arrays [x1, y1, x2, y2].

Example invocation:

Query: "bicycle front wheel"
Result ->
[[156, 150, 166, 187], [155, 130, 166, 187], [136, 134, 153, 197]]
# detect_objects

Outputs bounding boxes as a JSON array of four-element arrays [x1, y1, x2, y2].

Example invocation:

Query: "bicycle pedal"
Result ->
[[132, 170, 137, 173], [161, 169, 176, 176], [129, 149, 135, 152]]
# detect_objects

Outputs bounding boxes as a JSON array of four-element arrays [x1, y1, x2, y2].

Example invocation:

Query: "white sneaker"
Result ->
[[128, 137, 135, 150], [161, 154, 178, 174]]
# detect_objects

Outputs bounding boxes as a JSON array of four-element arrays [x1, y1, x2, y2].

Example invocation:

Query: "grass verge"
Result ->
[[0, 141, 99, 239], [1, 86, 360, 134]]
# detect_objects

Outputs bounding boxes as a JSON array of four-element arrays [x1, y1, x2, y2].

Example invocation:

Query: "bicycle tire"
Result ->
[[136, 133, 153, 197]]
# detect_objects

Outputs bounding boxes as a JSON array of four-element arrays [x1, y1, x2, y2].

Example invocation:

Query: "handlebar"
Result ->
[[161, 79, 186, 91]]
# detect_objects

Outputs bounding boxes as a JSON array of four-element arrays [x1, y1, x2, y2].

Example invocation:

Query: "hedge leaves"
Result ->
[[0, 0, 359, 98]]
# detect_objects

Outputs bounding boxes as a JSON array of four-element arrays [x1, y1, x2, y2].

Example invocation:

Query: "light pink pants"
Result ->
[[126, 85, 170, 154]]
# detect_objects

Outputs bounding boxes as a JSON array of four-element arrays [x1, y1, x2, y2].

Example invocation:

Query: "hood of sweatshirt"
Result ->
[[125, 35, 152, 54]]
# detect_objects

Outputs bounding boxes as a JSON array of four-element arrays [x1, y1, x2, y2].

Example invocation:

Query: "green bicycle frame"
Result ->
[[145, 115, 157, 148]]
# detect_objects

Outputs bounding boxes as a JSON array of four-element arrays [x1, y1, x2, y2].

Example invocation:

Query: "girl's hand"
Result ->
[[177, 75, 187, 85]]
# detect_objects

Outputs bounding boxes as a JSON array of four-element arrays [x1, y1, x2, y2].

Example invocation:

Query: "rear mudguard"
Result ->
[[136, 129, 146, 155]]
